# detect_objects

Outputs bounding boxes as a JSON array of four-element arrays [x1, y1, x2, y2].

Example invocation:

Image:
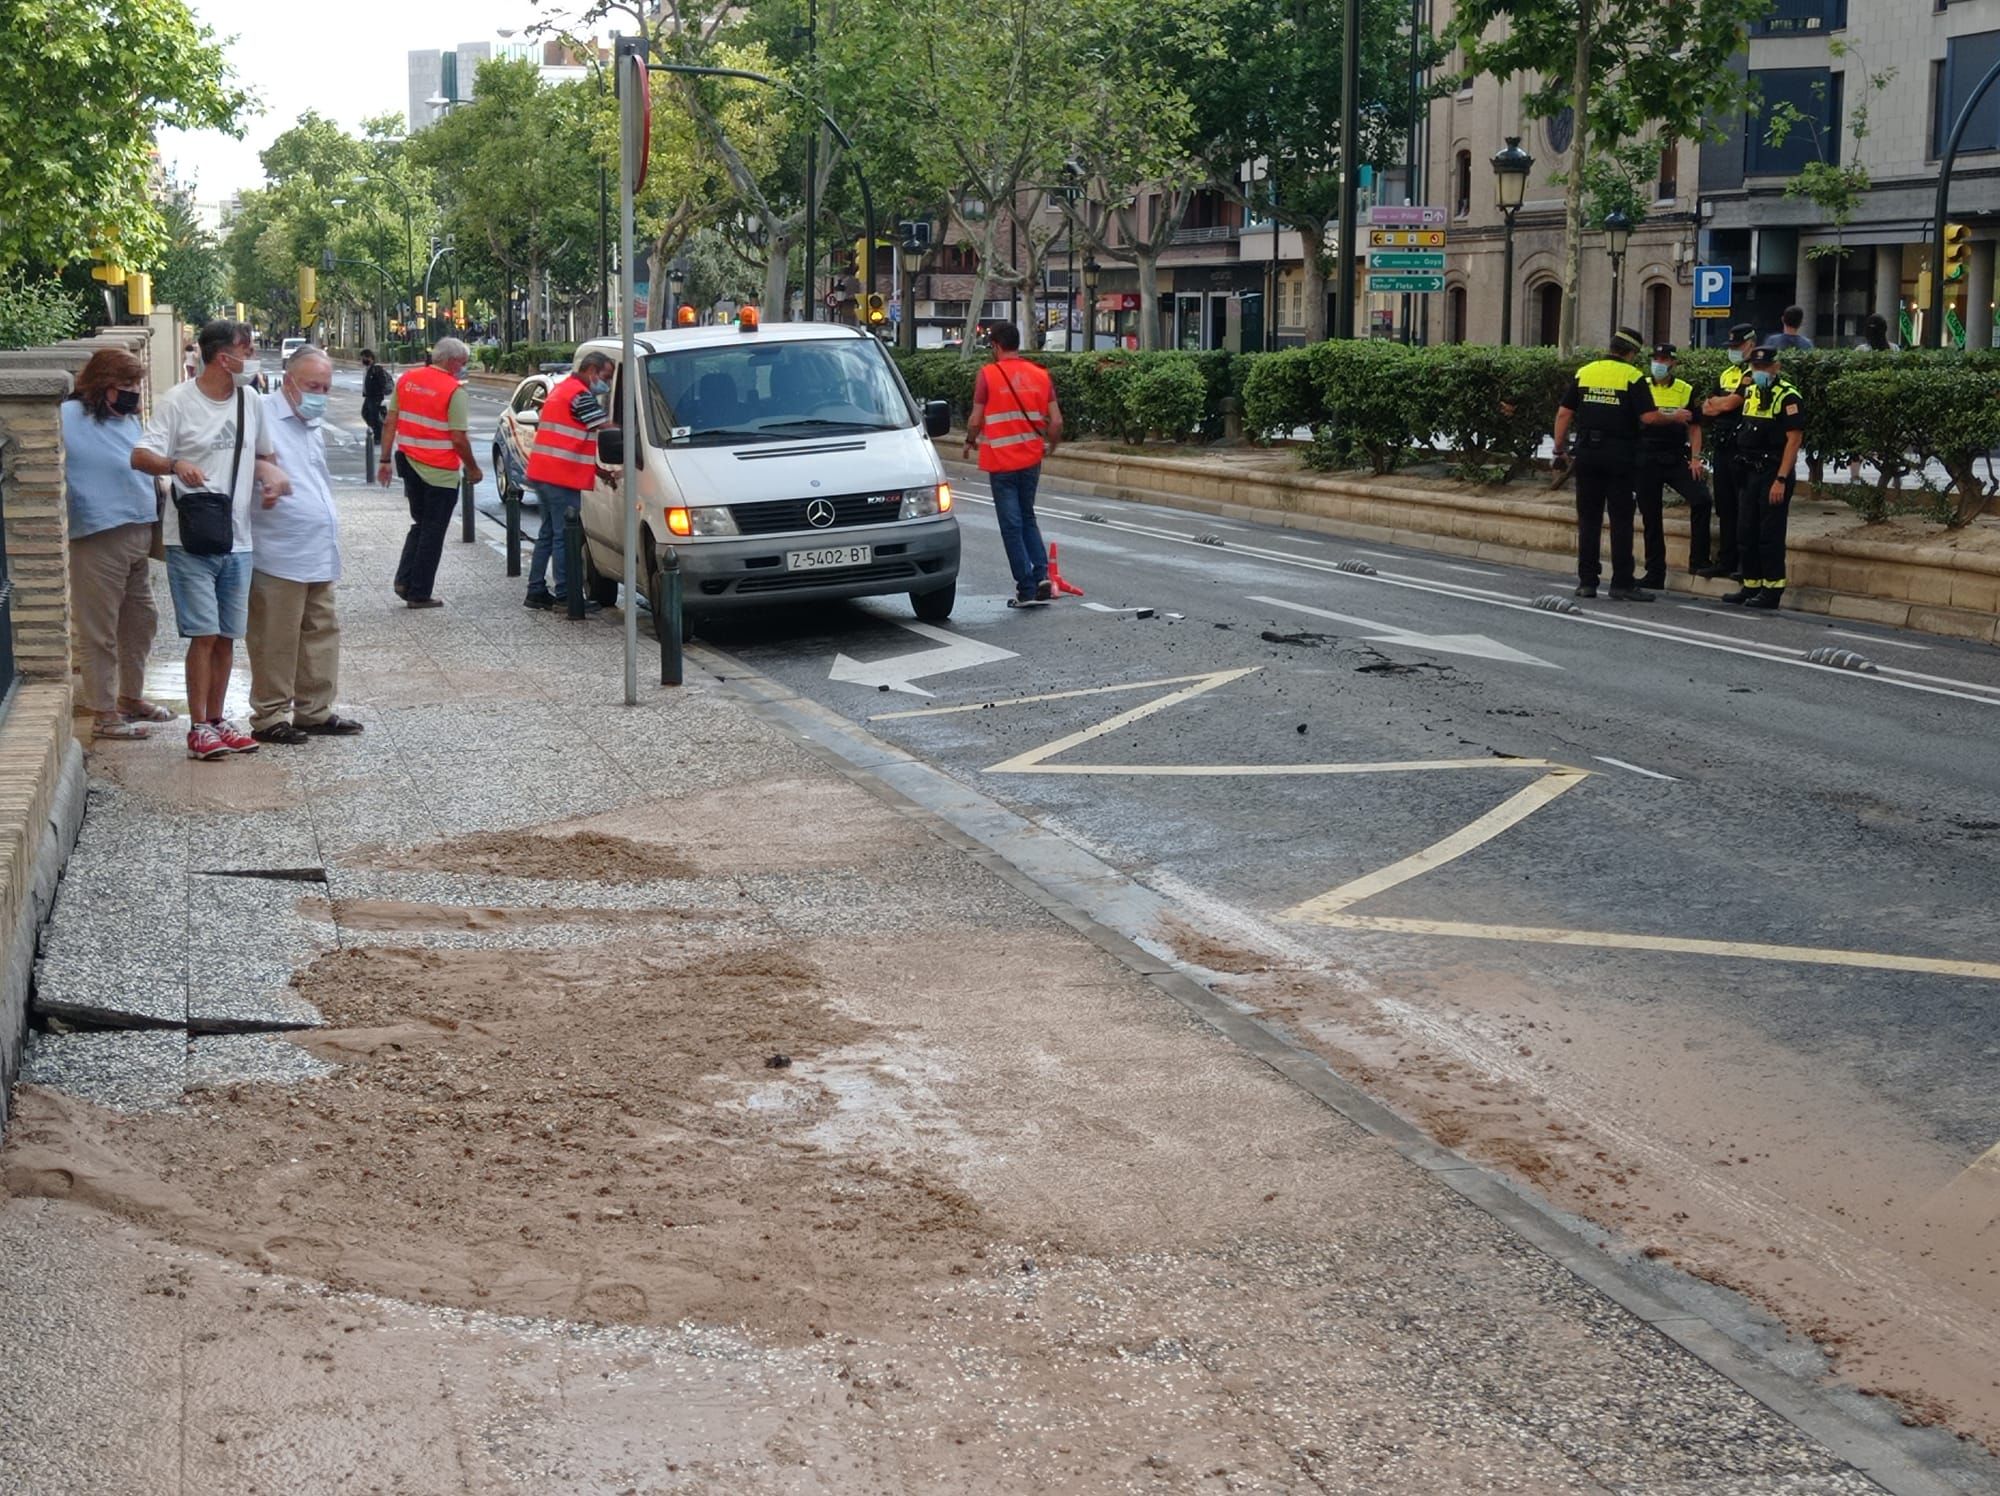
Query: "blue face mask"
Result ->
[[1649, 361, 1671, 380], [590, 378, 611, 397], [1728, 349, 1747, 366], [295, 391, 328, 422], [1752, 370, 1774, 389]]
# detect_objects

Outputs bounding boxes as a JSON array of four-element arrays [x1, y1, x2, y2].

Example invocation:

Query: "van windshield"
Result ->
[[644, 337, 916, 447]]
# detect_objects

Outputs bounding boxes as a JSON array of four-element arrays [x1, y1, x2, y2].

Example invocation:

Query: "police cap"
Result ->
[[1652, 342, 1677, 359], [1608, 325, 1646, 354], [1729, 322, 1757, 344], [1748, 346, 1781, 367]]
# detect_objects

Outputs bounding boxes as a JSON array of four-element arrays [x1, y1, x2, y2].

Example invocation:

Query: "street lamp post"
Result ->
[[1603, 208, 1632, 342], [899, 235, 924, 353], [667, 260, 686, 321], [1082, 255, 1101, 353], [352, 172, 418, 336], [1490, 136, 1533, 347]]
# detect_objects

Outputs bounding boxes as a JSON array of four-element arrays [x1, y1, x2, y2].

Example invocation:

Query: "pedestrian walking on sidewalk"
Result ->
[[522, 349, 614, 614], [359, 348, 390, 445], [63, 348, 169, 740], [131, 319, 292, 761], [377, 336, 481, 608], [1552, 326, 1659, 602], [963, 322, 1064, 607], [246, 347, 364, 745], [1698, 323, 1758, 580], [1634, 344, 1708, 589], [1721, 348, 1803, 612]]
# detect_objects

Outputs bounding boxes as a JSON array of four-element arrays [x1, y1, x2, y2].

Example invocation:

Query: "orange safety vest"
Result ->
[[976, 355, 1053, 473], [525, 374, 604, 491], [391, 364, 462, 473]]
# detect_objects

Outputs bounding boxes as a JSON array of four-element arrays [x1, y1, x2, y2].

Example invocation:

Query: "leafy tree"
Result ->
[[1445, 0, 1767, 352], [0, 275, 86, 349], [1764, 40, 1893, 347], [0, 0, 251, 272], [150, 181, 228, 323]]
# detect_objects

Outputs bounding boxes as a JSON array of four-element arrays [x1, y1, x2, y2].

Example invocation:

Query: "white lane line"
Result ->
[[955, 494, 2000, 709], [1441, 563, 1503, 577], [1830, 629, 1931, 652], [1592, 755, 1681, 782]]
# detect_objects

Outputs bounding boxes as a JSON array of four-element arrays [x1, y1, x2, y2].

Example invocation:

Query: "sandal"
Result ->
[[92, 716, 150, 740], [118, 697, 174, 723]]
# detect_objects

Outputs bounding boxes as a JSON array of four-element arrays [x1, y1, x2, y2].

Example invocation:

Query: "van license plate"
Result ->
[[786, 544, 872, 571]]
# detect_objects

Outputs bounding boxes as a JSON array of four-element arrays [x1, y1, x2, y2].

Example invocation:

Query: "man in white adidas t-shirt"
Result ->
[[132, 319, 292, 760]]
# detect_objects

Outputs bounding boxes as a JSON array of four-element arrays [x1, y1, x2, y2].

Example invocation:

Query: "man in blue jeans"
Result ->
[[523, 350, 614, 614], [962, 323, 1065, 606]]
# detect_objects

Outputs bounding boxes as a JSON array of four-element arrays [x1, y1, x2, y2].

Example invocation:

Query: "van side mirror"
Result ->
[[596, 426, 624, 466], [923, 399, 951, 439]]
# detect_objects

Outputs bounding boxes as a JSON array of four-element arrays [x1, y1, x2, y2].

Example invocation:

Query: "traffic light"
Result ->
[[864, 292, 887, 325], [90, 263, 127, 286], [453, 298, 466, 325], [125, 272, 152, 317], [297, 265, 318, 324], [1944, 222, 1971, 284]]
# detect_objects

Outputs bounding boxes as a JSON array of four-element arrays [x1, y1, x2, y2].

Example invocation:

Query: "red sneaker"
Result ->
[[186, 723, 229, 761], [210, 720, 260, 754]]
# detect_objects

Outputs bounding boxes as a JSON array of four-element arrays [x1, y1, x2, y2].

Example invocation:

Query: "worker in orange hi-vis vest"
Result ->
[[962, 321, 1065, 607], [523, 349, 614, 613], [376, 336, 482, 608]]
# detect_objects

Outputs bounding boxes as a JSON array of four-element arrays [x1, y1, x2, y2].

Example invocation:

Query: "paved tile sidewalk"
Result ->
[[0, 477, 1973, 1493]]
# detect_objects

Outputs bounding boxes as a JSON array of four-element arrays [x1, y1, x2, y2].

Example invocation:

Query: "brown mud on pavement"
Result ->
[[362, 827, 700, 884], [1220, 948, 2000, 1454]]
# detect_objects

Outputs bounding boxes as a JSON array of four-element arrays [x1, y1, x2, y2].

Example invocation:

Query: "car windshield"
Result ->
[[643, 337, 914, 446]]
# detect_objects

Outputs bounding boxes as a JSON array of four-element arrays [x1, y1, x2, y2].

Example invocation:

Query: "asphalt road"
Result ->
[[324, 368, 2000, 1438]]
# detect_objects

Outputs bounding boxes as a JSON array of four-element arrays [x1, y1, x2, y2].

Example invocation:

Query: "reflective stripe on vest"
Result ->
[[392, 366, 462, 472], [525, 376, 602, 491], [977, 357, 1053, 473]]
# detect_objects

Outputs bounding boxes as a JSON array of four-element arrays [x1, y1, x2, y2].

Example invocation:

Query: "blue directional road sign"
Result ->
[[1693, 264, 1733, 319]]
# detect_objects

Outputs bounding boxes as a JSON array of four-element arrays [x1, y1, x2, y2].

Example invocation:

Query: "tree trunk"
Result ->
[[1301, 222, 1331, 344], [1559, 1, 1591, 356], [763, 229, 795, 321], [528, 257, 544, 342]]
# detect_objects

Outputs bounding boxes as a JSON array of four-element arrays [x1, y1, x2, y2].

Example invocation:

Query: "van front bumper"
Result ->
[[675, 516, 960, 611]]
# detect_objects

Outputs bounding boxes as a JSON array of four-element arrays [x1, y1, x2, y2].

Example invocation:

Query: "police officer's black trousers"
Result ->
[[1574, 461, 1637, 589], [1732, 456, 1793, 591], [1634, 459, 1712, 584], [1708, 445, 1742, 574]]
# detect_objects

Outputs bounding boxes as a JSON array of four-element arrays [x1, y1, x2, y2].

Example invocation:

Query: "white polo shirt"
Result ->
[[251, 389, 342, 584]]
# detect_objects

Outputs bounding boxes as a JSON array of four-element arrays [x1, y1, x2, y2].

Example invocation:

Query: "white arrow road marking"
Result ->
[[828, 620, 1017, 697], [1251, 595, 1561, 669]]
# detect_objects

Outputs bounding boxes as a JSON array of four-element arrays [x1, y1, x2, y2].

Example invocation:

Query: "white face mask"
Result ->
[[1727, 349, 1747, 366], [231, 355, 261, 389]]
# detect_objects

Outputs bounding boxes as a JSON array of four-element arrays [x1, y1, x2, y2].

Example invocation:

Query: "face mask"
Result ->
[[295, 391, 328, 422], [590, 378, 611, 397], [1649, 361, 1671, 380], [231, 356, 261, 389], [1752, 370, 1774, 389], [1727, 349, 1747, 366], [112, 389, 141, 416]]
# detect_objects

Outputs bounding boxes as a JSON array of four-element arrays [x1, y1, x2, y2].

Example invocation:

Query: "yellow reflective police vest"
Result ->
[[1569, 357, 1646, 460], [1709, 363, 1749, 447], [1736, 378, 1800, 461], [1641, 376, 1695, 462]]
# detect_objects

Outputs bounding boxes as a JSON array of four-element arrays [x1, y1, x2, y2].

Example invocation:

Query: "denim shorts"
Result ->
[[165, 546, 253, 639]]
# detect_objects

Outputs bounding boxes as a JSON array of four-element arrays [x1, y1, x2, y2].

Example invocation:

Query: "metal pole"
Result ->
[[1501, 210, 1517, 347], [1270, 174, 1280, 350], [460, 470, 474, 543], [652, 548, 682, 686], [1929, 54, 2000, 348], [803, 0, 817, 321], [504, 489, 521, 576], [1336, 0, 1362, 340], [619, 39, 642, 705], [564, 507, 585, 619]]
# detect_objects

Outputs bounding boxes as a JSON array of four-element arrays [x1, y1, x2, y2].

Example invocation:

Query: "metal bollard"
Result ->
[[651, 548, 683, 687], [363, 430, 376, 481], [563, 507, 585, 619], [503, 489, 521, 577], [460, 471, 475, 542]]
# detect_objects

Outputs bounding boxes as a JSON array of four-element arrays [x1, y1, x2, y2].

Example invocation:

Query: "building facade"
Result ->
[[407, 38, 595, 131]]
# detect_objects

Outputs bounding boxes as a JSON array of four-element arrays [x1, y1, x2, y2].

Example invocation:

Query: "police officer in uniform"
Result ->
[[1634, 343, 1708, 589], [1698, 322, 1758, 579], [1552, 325, 1666, 601], [1723, 347, 1803, 611]]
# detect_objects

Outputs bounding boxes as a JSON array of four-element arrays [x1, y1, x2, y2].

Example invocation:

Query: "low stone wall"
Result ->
[[960, 445, 2000, 646]]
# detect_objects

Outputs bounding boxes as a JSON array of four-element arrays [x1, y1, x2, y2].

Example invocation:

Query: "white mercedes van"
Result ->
[[572, 318, 960, 624]]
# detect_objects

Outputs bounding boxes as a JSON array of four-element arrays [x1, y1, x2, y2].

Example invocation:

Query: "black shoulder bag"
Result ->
[[173, 387, 245, 556]]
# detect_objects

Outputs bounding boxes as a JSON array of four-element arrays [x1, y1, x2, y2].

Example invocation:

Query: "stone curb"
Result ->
[[949, 444, 2000, 645]]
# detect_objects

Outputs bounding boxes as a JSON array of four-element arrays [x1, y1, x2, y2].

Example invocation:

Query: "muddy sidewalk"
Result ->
[[0, 485, 1947, 1493]]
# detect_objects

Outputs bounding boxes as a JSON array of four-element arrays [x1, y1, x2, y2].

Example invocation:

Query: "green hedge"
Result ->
[[894, 342, 2000, 527]]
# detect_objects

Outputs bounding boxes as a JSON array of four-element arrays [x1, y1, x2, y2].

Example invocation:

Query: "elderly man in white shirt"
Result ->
[[246, 347, 363, 743]]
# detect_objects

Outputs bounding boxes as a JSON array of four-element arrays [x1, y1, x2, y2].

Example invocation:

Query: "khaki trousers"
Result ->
[[68, 522, 158, 714], [246, 571, 340, 731]]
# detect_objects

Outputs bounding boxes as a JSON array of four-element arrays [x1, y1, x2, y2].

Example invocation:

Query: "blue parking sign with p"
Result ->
[[1694, 265, 1732, 311]]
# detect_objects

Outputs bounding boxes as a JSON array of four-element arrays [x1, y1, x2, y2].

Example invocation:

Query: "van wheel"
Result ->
[[582, 544, 622, 607], [910, 582, 955, 623]]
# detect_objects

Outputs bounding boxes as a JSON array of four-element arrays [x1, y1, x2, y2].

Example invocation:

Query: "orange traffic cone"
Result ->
[[1048, 542, 1085, 597]]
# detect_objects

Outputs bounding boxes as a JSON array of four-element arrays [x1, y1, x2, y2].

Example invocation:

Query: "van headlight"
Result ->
[[688, 505, 739, 536], [898, 483, 951, 518]]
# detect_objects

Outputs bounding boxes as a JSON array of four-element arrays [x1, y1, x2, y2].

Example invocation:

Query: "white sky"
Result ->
[[156, 0, 561, 201]]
